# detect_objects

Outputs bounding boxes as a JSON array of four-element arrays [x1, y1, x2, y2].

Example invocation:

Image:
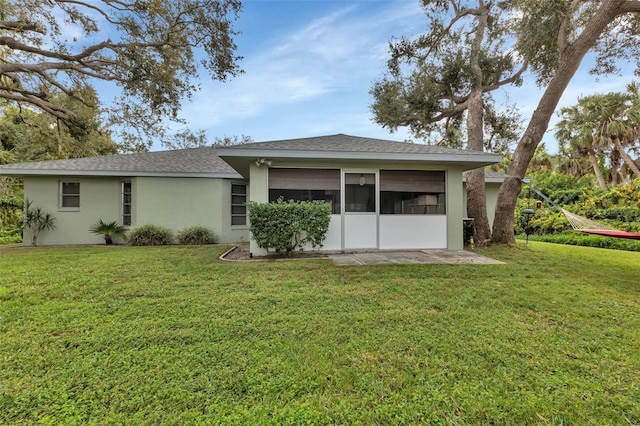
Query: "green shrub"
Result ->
[[127, 224, 174, 246], [0, 227, 21, 245], [248, 198, 331, 255], [524, 171, 593, 205], [517, 176, 640, 239], [177, 226, 216, 245], [1, 198, 23, 231]]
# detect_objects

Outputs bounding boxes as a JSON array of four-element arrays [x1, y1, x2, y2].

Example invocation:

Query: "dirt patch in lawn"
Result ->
[[220, 244, 329, 262]]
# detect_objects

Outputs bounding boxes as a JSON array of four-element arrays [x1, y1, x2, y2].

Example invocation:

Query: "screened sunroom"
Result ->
[[265, 167, 449, 250], [216, 134, 501, 256]]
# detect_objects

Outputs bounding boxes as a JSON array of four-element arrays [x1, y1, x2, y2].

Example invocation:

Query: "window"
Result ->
[[344, 173, 376, 213], [121, 181, 132, 226], [379, 170, 446, 215], [231, 183, 247, 225], [269, 168, 340, 214], [59, 182, 80, 208]]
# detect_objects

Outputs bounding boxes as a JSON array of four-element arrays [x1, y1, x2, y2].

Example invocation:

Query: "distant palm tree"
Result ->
[[556, 103, 608, 188], [555, 144, 590, 177], [555, 84, 640, 187], [590, 87, 640, 180], [527, 143, 554, 173]]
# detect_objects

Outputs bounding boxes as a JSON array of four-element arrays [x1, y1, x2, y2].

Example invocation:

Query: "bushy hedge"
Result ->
[[516, 208, 571, 235], [128, 224, 174, 246], [0, 227, 21, 245], [520, 171, 593, 205], [248, 199, 331, 255], [177, 226, 216, 245]]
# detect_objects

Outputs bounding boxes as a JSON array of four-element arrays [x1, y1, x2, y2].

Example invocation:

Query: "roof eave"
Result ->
[[218, 148, 499, 160], [0, 169, 243, 179], [218, 149, 501, 176], [482, 176, 506, 183]]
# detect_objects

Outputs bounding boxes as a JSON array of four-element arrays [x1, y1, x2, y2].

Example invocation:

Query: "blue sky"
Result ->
[[160, 0, 636, 153]]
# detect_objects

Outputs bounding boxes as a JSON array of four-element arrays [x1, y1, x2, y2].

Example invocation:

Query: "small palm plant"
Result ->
[[89, 219, 127, 245], [23, 200, 56, 247]]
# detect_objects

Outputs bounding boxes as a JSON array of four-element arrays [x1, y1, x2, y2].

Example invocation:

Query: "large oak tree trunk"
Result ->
[[491, 1, 630, 244], [465, 1, 491, 246], [466, 87, 492, 245]]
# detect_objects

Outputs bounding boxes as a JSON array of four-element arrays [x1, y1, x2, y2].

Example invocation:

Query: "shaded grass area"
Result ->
[[1, 243, 639, 424], [520, 232, 640, 252]]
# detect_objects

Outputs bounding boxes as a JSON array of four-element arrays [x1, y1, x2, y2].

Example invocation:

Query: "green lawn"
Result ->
[[1, 242, 639, 425]]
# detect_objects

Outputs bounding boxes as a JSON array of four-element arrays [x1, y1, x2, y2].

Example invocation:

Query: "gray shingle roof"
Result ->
[[0, 147, 240, 177], [217, 134, 502, 176], [221, 133, 493, 157], [0, 134, 502, 178]]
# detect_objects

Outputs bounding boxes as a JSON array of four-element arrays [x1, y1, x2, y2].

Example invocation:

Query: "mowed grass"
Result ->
[[0, 242, 639, 425]]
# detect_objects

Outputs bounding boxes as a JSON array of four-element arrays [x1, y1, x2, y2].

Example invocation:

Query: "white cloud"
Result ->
[[181, 0, 425, 136], [178, 0, 637, 152]]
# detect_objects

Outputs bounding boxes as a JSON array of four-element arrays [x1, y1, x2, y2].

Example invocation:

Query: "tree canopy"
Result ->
[[370, 0, 525, 148], [0, 0, 242, 148], [0, 85, 117, 163]]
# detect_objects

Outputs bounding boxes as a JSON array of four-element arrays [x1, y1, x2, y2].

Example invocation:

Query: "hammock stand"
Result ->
[[520, 179, 640, 241]]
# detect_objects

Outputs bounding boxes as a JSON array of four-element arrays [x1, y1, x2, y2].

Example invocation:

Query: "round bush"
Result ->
[[127, 224, 174, 246], [176, 226, 216, 245]]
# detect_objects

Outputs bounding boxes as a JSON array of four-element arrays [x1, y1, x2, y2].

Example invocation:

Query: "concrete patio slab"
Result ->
[[329, 250, 504, 266]]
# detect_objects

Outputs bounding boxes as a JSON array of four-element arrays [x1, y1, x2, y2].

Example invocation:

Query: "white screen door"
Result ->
[[343, 171, 378, 249]]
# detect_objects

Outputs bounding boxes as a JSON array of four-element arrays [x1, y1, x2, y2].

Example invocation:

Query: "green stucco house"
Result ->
[[0, 134, 502, 255]]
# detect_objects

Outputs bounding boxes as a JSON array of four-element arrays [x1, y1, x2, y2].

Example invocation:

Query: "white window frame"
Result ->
[[121, 181, 132, 226], [231, 182, 247, 226], [59, 181, 80, 209]]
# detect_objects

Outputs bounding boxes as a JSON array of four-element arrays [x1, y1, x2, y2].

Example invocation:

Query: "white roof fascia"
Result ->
[[483, 176, 506, 183]]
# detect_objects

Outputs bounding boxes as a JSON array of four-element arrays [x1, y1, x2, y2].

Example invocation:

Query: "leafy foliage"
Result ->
[[369, 0, 526, 243], [0, 98, 119, 162], [0, 0, 242, 147], [0, 227, 21, 245], [516, 173, 640, 240], [89, 219, 128, 245], [0, 192, 22, 230], [514, 0, 640, 85], [213, 134, 254, 147], [127, 224, 174, 246], [370, 1, 525, 148], [555, 85, 640, 188], [521, 171, 594, 204], [248, 199, 331, 255], [176, 226, 216, 245], [162, 133, 254, 150]]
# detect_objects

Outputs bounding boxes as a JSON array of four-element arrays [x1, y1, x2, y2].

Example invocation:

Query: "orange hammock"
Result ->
[[561, 209, 640, 240]]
